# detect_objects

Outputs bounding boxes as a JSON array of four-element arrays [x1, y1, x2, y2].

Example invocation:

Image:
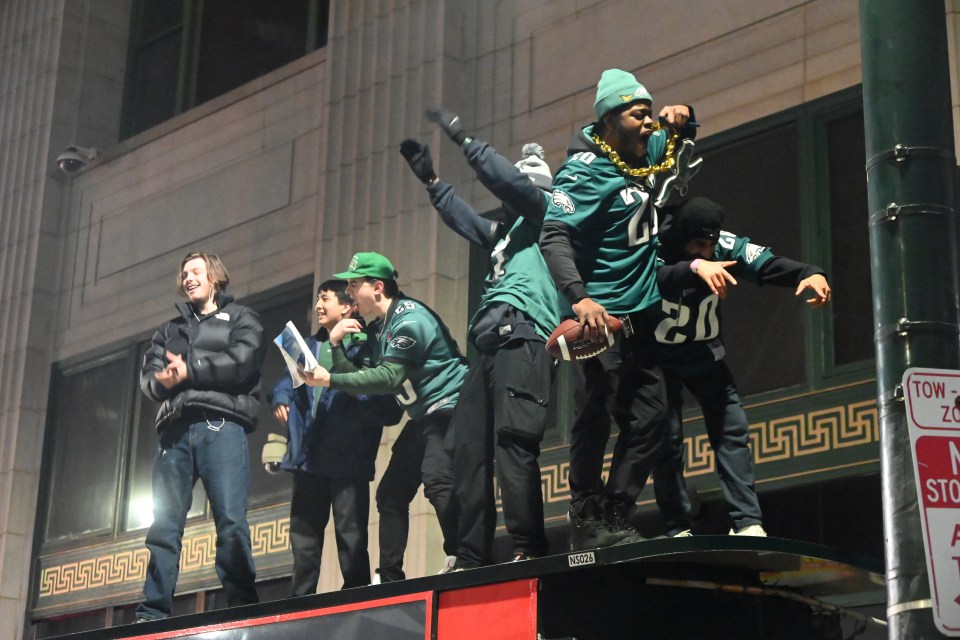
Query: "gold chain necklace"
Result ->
[[591, 127, 679, 179]]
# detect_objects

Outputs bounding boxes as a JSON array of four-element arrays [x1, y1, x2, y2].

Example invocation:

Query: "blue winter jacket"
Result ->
[[270, 333, 402, 480]]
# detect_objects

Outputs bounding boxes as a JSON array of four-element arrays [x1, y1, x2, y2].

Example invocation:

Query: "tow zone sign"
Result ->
[[904, 368, 960, 635]]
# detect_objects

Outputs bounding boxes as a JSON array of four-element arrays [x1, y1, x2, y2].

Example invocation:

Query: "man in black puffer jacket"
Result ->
[[135, 252, 265, 622]]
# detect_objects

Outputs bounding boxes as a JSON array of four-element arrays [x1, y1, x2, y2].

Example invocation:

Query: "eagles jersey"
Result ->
[[374, 296, 468, 420], [543, 125, 670, 315], [648, 231, 774, 377], [475, 204, 562, 341]]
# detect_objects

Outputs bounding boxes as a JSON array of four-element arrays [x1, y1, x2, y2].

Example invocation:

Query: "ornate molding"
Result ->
[[37, 399, 877, 604], [38, 517, 292, 600]]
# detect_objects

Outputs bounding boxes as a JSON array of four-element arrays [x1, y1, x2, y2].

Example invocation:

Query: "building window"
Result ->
[[691, 123, 807, 395], [825, 109, 873, 368], [45, 353, 134, 541], [122, 0, 330, 138], [687, 89, 871, 394]]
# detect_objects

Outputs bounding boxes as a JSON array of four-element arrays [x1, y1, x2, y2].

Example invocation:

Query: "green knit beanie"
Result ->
[[593, 69, 652, 120]]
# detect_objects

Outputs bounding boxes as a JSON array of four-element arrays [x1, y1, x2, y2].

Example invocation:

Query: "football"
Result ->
[[545, 316, 623, 361]]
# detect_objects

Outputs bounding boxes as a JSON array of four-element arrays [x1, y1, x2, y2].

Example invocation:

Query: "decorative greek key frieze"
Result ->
[[38, 517, 292, 598], [39, 550, 149, 597], [525, 399, 879, 506]]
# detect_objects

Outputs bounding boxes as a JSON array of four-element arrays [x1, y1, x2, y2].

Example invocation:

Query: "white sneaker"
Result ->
[[371, 570, 381, 585], [437, 555, 457, 574], [671, 529, 693, 538], [729, 524, 767, 537]]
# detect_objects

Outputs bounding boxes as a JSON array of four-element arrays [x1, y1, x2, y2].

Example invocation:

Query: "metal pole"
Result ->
[[860, 1, 960, 637]]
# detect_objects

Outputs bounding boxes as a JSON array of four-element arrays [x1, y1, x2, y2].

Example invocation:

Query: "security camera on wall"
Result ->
[[56, 145, 99, 175]]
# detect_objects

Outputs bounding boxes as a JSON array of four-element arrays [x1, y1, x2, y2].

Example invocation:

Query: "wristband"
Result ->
[[690, 259, 702, 273]]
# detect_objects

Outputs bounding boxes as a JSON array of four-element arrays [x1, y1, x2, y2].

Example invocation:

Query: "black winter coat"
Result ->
[[141, 294, 265, 431]]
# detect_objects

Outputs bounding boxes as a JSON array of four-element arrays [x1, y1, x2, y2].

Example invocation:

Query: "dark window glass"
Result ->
[[46, 356, 130, 541], [123, 0, 329, 138], [124, 343, 206, 532], [127, 32, 182, 135], [248, 291, 313, 503], [195, 0, 311, 104], [138, 0, 183, 39], [827, 111, 873, 366], [690, 124, 806, 395]]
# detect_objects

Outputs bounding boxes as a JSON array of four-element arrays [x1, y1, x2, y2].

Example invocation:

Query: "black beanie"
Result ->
[[658, 197, 725, 255]]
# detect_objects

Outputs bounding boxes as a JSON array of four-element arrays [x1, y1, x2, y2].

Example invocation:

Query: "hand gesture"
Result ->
[[155, 350, 188, 389], [572, 298, 617, 341], [399, 139, 437, 185], [425, 106, 466, 144], [796, 274, 831, 308], [300, 364, 331, 387], [329, 318, 364, 346], [658, 105, 692, 130], [693, 260, 738, 299]]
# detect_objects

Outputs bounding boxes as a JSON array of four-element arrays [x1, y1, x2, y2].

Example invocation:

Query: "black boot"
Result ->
[[604, 501, 644, 544], [567, 496, 624, 551]]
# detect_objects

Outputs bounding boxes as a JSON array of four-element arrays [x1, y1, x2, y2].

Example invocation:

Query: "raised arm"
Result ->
[[400, 139, 498, 247]]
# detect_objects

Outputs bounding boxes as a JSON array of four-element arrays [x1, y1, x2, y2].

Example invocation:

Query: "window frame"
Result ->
[[120, 0, 330, 139], [689, 85, 873, 395], [39, 346, 141, 549]]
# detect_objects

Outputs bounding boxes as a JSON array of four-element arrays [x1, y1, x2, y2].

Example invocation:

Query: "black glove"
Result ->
[[400, 139, 437, 185], [425, 106, 468, 145]]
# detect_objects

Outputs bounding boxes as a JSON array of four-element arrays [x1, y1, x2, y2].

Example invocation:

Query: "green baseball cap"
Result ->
[[334, 252, 398, 280], [594, 68, 652, 120]]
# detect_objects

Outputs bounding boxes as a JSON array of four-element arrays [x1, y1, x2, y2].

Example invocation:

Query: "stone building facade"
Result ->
[[2, 1, 959, 637]]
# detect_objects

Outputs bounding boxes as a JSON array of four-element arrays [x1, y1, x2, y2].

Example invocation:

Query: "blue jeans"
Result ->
[[136, 420, 258, 620]]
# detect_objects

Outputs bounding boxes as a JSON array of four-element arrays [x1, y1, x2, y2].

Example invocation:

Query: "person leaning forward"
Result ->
[[136, 252, 264, 622]]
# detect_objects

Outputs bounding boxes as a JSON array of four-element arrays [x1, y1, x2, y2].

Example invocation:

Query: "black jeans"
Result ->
[[653, 363, 762, 532], [375, 412, 457, 581], [289, 471, 371, 595], [453, 339, 553, 567], [568, 323, 667, 515]]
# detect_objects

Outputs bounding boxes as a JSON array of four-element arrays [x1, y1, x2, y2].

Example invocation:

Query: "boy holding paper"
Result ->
[[266, 279, 402, 594]]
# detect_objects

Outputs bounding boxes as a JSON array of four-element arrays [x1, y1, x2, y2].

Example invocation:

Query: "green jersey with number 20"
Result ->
[[648, 231, 774, 377], [376, 296, 468, 420], [543, 125, 670, 315]]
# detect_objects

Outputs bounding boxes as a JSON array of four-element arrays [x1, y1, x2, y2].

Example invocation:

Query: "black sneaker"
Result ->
[[567, 506, 626, 551], [512, 551, 538, 562]]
